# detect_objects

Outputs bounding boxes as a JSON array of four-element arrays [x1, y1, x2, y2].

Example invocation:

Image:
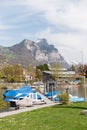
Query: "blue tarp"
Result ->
[[37, 94, 42, 99], [3, 85, 33, 102], [45, 90, 61, 98], [70, 97, 84, 102]]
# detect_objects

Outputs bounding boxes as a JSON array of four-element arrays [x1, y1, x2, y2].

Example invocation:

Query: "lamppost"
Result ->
[[84, 70, 87, 101], [83, 74, 86, 101], [81, 51, 86, 101]]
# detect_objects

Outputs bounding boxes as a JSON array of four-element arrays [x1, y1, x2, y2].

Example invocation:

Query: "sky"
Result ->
[[0, 0, 87, 64]]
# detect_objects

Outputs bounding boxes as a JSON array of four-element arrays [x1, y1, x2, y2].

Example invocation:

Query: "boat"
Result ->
[[3, 85, 46, 109], [3, 85, 33, 102], [44, 90, 84, 102], [45, 90, 61, 101], [9, 92, 46, 109], [69, 94, 84, 102]]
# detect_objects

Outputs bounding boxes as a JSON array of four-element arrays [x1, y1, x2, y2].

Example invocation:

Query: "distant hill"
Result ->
[[0, 39, 70, 68]]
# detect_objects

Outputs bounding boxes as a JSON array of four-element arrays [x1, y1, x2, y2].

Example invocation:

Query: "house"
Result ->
[[43, 69, 75, 82]]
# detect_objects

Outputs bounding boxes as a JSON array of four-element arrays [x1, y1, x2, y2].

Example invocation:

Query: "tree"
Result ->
[[70, 65, 76, 71], [35, 69, 43, 81], [2, 65, 13, 82], [36, 64, 49, 71], [27, 65, 36, 82], [0, 70, 2, 79], [12, 64, 24, 82], [58, 92, 69, 104], [35, 64, 49, 81], [2, 64, 24, 82], [50, 63, 62, 81], [77, 64, 84, 75], [0, 98, 8, 110]]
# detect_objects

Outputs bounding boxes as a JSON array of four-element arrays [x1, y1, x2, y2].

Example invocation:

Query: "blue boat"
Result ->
[[45, 90, 61, 101], [45, 90, 61, 98], [45, 90, 84, 102], [3, 85, 42, 102], [69, 94, 84, 102]]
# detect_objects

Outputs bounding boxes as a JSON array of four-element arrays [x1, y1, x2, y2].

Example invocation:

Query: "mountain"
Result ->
[[0, 39, 70, 68]]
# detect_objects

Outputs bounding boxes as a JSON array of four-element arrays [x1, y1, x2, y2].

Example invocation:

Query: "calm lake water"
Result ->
[[57, 84, 86, 98], [69, 85, 85, 97], [70, 84, 87, 99]]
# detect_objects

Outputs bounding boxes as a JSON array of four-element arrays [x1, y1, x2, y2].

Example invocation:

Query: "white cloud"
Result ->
[[0, 23, 15, 30], [0, 0, 87, 63], [34, 27, 87, 63], [23, 0, 87, 31]]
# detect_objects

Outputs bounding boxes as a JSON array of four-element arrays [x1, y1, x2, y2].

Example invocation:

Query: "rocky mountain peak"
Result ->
[[0, 38, 70, 68], [36, 38, 48, 44], [35, 38, 57, 52], [21, 39, 37, 51]]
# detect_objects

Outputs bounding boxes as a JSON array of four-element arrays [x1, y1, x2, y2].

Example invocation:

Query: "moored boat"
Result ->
[[3, 85, 46, 109]]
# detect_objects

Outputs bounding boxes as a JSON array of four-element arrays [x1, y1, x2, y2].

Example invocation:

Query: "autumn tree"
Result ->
[[27, 65, 36, 81], [2, 64, 24, 82], [0, 70, 2, 80], [35, 68, 43, 81], [35, 64, 49, 81], [2, 65, 13, 82], [12, 64, 24, 82], [50, 63, 62, 81]]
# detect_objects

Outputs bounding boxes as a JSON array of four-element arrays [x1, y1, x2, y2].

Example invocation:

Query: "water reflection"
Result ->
[[58, 85, 86, 98]]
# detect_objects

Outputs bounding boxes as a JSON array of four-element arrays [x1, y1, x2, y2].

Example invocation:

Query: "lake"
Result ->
[[69, 85, 87, 99], [56, 84, 86, 98]]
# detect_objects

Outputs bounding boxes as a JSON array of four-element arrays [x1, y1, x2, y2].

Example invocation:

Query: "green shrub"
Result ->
[[58, 92, 69, 104], [1, 86, 8, 89], [0, 98, 8, 110]]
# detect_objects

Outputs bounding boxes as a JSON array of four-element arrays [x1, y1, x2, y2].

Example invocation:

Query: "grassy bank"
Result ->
[[0, 102, 87, 130]]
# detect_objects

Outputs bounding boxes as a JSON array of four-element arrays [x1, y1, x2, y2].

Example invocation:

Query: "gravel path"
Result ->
[[0, 102, 59, 118]]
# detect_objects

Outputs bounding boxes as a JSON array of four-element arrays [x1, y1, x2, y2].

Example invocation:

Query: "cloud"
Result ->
[[1, 0, 87, 32], [33, 27, 87, 63], [0, 23, 16, 30], [0, 0, 87, 63], [23, 0, 87, 31]]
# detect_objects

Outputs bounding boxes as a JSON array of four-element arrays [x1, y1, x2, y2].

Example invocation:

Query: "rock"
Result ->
[[80, 110, 87, 115]]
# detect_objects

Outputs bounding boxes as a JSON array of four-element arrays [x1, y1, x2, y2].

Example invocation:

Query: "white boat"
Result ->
[[10, 92, 46, 109], [69, 94, 84, 102]]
